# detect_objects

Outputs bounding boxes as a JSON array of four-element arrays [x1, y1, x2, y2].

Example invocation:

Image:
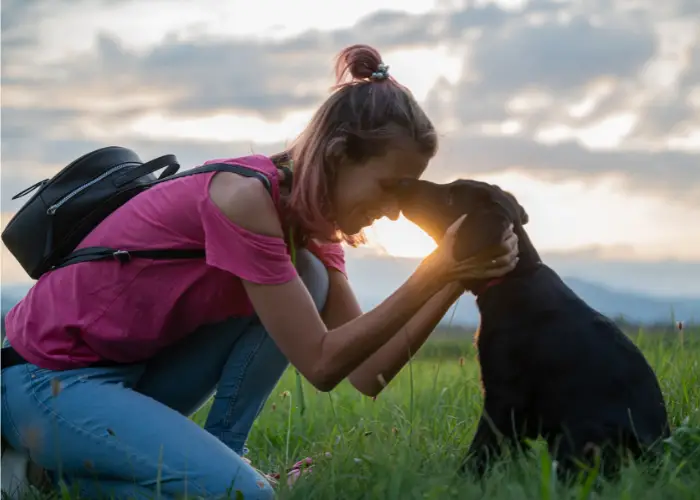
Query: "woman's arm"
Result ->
[[322, 269, 463, 397], [212, 177, 453, 392]]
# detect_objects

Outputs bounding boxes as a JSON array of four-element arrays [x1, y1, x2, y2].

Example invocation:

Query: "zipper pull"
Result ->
[[12, 179, 48, 200]]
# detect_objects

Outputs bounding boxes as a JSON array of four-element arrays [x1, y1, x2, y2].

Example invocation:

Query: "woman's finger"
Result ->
[[486, 253, 515, 269], [501, 224, 515, 241], [442, 214, 468, 244], [484, 248, 519, 271], [451, 254, 519, 281], [478, 257, 518, 278], [503, 232, 518, 252]]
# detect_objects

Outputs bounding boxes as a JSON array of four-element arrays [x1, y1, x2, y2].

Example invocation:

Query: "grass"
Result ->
[[187, 326, 700, 499], [11, 326, 700, 499]]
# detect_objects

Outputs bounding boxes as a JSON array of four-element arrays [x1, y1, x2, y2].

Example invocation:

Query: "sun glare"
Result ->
[[365, 215, 438, 258]]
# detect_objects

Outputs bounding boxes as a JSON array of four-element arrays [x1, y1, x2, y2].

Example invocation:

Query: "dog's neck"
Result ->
[[462, 225, 542, 297]]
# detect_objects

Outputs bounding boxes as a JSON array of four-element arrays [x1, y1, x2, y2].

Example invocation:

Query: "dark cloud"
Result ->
[[677, 0, 700, 15], [429, 133, 700, 202], [632, 94, 697, 139], [628, 37, 700, 140], [470, 16, 657, 94], [432, 12, 660, 132]]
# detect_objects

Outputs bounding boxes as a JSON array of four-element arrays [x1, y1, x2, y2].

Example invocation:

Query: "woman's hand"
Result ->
[[416, 215, 519, 285]]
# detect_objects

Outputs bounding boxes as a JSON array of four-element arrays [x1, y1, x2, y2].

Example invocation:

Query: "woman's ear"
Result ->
[[325, 136, 349, 166]]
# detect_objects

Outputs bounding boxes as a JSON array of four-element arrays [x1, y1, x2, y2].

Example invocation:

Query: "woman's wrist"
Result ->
[[444, 281, 465, 300], [413, 251, 452, 293], [410, 257, 448, 298]]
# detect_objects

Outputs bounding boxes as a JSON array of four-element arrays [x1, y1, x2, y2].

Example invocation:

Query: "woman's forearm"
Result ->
[[348, 282, 464, 397], [314, 270, 447, 391]]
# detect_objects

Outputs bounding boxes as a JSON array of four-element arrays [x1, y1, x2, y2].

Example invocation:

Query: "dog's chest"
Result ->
[[474, 324, 528, 388]]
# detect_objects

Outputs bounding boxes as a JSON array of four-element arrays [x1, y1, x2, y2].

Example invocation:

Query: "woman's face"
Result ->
[[331, 146, 430, 235]]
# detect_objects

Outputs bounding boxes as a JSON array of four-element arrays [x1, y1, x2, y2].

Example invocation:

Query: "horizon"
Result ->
[[2, 0, 699, 297]]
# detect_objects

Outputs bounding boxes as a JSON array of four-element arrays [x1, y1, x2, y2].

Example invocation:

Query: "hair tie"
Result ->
[[370, 63, 390, 81]]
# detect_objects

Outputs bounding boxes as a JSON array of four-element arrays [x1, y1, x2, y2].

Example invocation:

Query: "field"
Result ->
[[182, 326, 700, 500], [9, 326, 700, 499]]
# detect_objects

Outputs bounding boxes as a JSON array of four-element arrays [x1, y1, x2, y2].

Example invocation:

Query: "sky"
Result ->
[[1, 0, 699, 296]]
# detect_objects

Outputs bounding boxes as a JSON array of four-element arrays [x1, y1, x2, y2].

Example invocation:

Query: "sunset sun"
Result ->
[[365, 215, 437, 258]]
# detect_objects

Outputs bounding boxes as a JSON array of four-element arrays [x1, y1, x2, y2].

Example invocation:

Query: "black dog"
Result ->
[[388, 178, 670, 479]]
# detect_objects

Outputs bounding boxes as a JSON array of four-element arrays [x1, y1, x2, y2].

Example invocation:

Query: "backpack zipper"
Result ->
[[46, 162, 140, 215]]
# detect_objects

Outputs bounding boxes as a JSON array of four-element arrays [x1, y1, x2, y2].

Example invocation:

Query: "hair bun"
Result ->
[[334, 44, 384, 85]]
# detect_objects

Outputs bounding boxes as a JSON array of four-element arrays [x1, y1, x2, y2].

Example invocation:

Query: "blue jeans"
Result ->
[[1, 249, 329, 500]]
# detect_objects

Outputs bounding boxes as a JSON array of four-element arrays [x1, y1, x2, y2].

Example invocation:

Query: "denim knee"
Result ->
[[295, 248, 329, 312]]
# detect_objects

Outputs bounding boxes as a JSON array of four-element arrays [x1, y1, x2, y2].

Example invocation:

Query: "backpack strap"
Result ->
[[155, 162, 272, 192], [112, 154, 182, 187], [51, 162, 274, 270], [53, 247, 207, 269]]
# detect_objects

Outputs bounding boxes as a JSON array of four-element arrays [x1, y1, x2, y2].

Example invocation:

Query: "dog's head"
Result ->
[[387, 178, 529, 261]]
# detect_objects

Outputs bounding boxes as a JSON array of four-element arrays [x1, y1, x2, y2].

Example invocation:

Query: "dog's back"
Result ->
[[475, 263, 670, 473]]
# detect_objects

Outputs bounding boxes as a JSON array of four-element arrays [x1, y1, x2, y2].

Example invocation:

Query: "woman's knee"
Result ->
[[295, 248, 329, 311]]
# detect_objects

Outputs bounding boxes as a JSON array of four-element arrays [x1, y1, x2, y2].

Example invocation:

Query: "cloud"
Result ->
[[429, 132, 700, 201], [470, 16, 657, 94], [0, 3, 523, 121], [1, 0, 699, 212]]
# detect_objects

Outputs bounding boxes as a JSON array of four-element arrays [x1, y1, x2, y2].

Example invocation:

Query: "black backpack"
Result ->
[[1, 146, 273, 280]]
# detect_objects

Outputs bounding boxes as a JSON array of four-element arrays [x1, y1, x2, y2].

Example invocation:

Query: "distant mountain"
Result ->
[[344, 256, 699, 326]]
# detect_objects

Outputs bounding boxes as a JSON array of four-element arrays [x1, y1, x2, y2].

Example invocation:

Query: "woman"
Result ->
[[1, 44, 518, 499]]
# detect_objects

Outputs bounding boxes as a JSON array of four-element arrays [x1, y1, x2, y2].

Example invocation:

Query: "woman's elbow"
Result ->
[[307, 364, 341, 393], [311, 371, 378, 397], [348, 373, 381, 398]]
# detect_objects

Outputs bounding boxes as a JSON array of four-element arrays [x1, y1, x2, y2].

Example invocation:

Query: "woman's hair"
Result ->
[[272, 44, 438, 246]]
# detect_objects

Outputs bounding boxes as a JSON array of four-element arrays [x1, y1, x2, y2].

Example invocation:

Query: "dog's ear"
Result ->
[[508, 191, 529, 226], [518, 203, 529, 225], [501, 189, 528, 226], [453, 211, 511, 261]]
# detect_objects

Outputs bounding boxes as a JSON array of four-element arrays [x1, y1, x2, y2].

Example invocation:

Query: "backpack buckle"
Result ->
[[112, 250, 131, 263]]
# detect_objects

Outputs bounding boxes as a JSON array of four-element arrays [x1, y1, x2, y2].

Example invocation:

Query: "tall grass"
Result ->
[[188, 326, 700, 499]]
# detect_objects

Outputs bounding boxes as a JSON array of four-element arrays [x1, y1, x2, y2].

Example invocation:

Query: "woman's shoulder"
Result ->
[[209, 170, 284, 238]]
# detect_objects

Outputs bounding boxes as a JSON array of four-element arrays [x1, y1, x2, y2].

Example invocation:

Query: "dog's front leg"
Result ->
[[461, 413, 499, 477], [461, 404, 524, 478]]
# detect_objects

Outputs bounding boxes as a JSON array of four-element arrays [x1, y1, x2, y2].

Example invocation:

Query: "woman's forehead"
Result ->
[[382, 148, 429, 177]]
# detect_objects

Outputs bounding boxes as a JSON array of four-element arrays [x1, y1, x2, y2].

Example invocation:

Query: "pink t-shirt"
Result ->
[[5, 155, 346, 370]]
